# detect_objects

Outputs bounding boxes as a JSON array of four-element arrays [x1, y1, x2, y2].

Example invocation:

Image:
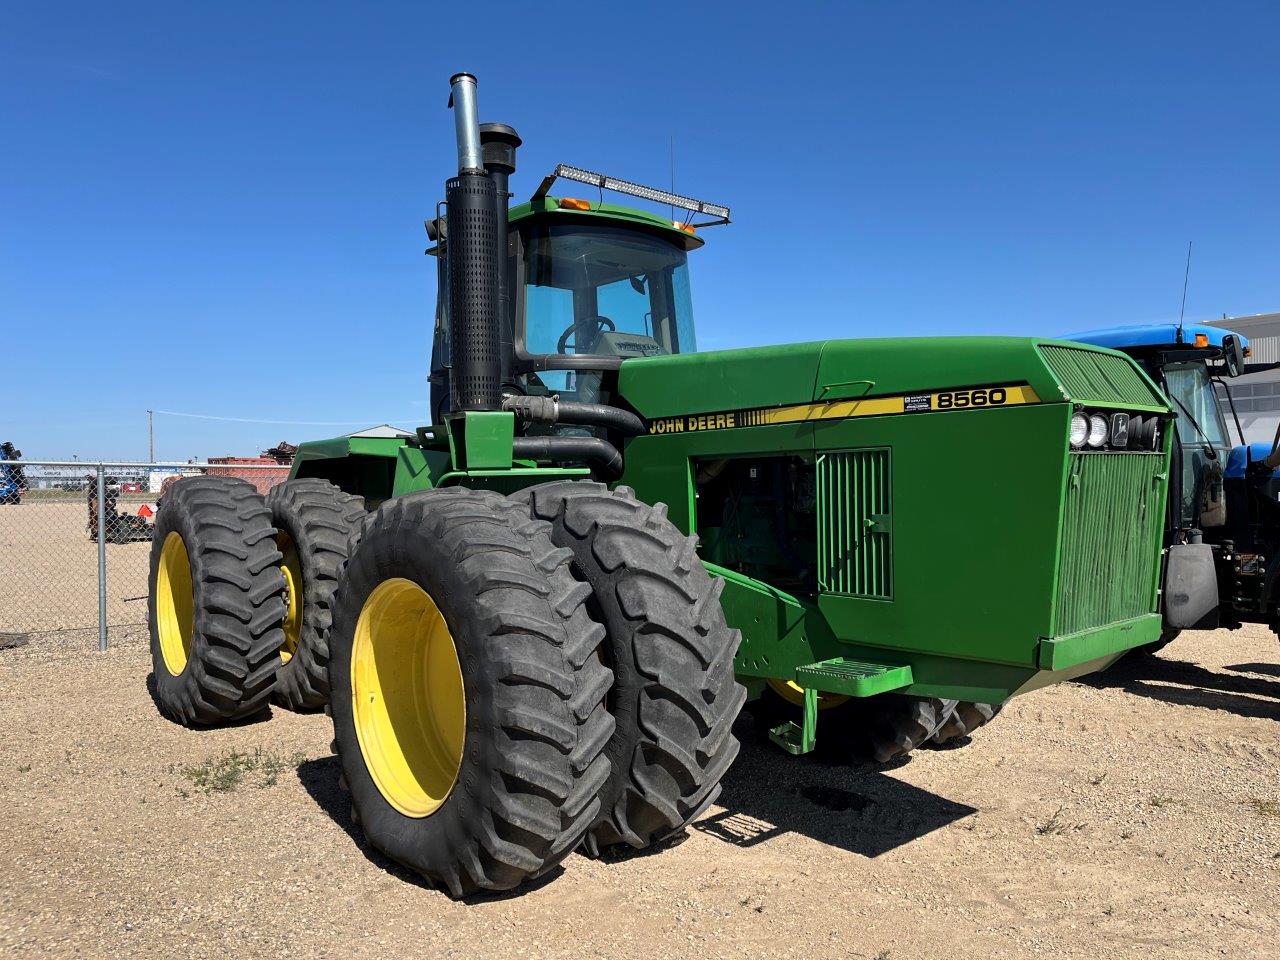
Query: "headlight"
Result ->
[[1126, 414, 1161, 449], [1087, 413, 1109, 448], [1070, 412, 1089, 448]]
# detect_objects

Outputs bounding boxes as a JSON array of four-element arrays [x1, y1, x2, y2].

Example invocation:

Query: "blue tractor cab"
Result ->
[[1067, 322, 1280, 648], [0, 442, 25, 506]]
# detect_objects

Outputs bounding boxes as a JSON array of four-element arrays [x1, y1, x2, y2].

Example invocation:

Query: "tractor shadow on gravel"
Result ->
[[295, 755, 567, 901], [1074, 656, 1280, 722], [1225, 661, 1280, 679], [690, 717, 977, 858], [296, 729, 977, 885]]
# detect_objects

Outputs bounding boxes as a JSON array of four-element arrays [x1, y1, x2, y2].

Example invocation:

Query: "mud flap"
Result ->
[[1163, 543, 1219, 630]]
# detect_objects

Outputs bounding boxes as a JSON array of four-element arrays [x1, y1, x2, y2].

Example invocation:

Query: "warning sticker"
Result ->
[[903, 394, 933, 413]]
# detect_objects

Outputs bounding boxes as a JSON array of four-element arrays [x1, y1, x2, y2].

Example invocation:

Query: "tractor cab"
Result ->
[[429, 162, 727, 420]]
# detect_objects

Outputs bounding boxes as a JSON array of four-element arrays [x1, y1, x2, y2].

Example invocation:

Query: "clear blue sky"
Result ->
[[3, 1, 1277, 460]]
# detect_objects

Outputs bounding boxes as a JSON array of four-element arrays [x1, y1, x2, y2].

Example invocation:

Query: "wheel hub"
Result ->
[[350, 578, 466, 818], [156, 532, 195, 676]]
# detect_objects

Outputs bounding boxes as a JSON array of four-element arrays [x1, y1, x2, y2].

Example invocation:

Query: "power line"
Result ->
[[151, 409, 416, 426]]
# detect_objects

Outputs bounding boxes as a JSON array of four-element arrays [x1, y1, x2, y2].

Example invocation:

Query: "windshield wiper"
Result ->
[[1166, 391, 1218, 459]]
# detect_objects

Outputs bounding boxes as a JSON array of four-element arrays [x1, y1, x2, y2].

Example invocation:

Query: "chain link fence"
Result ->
[[0, 461, 290, 649]]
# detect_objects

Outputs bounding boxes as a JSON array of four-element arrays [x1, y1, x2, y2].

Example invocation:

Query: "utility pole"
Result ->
[[148, 410, 154, 463]]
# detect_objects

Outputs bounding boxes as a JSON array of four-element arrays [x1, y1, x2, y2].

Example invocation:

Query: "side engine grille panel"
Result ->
[[1039, 344, 1164, 408], [1055, 452, 1164, 636], [817, 449, 892, 599]]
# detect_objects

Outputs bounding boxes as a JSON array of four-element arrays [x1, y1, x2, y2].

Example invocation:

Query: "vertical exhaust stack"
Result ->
[[445, 73, 501, 412], [480, 122, 521, 387]]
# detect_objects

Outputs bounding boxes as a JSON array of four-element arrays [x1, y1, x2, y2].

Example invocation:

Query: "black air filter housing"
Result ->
[[445, 172, 501, 411]]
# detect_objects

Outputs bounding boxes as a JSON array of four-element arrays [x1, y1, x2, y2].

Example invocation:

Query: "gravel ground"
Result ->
[[0, 625, 1276, 960], [0, 500, 153, 635]]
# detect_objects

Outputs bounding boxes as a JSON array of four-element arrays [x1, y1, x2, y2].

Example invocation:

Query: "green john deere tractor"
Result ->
[[147, 72, 1175, 897]]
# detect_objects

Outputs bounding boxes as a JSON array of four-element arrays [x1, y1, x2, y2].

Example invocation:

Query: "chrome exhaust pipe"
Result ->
[[448, 72, 483, 174]]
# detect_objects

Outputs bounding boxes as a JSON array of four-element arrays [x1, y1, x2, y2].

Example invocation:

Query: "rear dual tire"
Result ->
[[148, 477, 285, 726], [265, 479, 365, 711]]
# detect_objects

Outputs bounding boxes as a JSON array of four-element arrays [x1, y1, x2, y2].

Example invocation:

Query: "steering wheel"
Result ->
[[557, 315, 616, 354]]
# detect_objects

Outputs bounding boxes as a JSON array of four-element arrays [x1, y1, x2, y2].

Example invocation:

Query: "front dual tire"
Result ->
[[514, 481, 747, 855], [327, 488, 615, 897], [749, 686, 1001, 761], [327, 482, 748, 895]]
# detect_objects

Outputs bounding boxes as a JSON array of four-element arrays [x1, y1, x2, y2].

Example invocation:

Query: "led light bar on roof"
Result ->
[[531, 164, 731, 225]]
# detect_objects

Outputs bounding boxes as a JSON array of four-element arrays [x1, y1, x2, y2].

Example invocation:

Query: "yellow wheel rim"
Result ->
[[767, 678, 850, 711], [278, 532, 302, 664], [351, 578, 466, 818], [156, 532, 195, 676]]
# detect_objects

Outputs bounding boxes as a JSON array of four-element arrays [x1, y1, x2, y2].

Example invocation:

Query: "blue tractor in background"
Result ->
[[1068, 322, 1280, 652], [0, 442, 24, 506]]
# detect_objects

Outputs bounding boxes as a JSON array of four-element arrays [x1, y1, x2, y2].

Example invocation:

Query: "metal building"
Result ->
[[1209, 311, 1280, 443]]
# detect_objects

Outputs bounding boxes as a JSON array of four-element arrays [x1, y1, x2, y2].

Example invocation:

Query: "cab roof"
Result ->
[[1064, 322, 1247, 353], [507, 197, 705, 251]]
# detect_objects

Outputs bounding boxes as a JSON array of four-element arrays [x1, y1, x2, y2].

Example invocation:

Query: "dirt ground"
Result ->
[[0, 499, 154, 636], [0, 625, 1276, 960]]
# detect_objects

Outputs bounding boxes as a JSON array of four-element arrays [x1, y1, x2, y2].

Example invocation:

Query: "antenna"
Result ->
[[669, 135, 675, 221], [1178, 240, 1193, 341]]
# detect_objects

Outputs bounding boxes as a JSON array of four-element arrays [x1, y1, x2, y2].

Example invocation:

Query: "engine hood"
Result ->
[[617, 337, 1168, 420]]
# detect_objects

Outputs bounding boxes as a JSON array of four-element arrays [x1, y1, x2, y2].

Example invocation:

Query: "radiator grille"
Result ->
[[1040, 344, 1163, 407], [817, 449, 891, 599], [1055, 452, 1164, 636]]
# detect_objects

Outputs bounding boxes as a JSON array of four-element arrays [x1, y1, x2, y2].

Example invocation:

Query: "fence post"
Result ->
[[96, 463, 108, 651]]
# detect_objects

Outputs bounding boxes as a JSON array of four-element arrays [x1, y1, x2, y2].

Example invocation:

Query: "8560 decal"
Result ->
[[934, 387, 1009, 410], [643, 382, 1040, 434]]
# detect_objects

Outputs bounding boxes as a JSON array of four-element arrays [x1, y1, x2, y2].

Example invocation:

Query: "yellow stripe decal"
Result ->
[[646, 383, 1040, 435]]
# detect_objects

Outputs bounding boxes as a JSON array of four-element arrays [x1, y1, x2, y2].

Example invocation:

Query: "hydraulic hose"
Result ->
[[511, 436, 624, 479], [501, 395, 646, 436], [558, 400, 646, 436]]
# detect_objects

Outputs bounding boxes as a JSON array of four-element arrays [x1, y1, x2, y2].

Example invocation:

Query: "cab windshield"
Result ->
[[1164, 360, 1231, 526], [1164, 361, 1230, 450], [520, 222, 696, 364]]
